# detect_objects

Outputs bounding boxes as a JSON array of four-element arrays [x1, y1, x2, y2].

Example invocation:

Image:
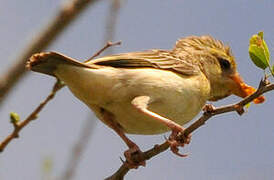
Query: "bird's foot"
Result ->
[[203, 104, 215, 114], [123, 144, 146, 169], [167, 128, 191, 157]]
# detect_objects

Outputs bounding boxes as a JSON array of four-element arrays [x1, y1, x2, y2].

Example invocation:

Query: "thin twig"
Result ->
[[106, 80, 274, 180], [103, 0, 122, 55], [0, 81, 64, 153], [0, 0, 100, 107], [85, 41, 121, 62]]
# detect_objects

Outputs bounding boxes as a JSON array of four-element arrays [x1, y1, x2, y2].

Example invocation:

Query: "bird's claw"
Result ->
[[124, 145, 146, 169], [203, 104, 215, 114], [167, 130, 191, 157]]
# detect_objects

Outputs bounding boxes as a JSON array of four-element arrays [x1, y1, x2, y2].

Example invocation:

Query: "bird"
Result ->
[[26, 35, 264, 167]]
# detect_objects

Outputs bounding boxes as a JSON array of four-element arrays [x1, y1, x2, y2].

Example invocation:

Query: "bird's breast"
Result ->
[[54, 65, 210, 134]]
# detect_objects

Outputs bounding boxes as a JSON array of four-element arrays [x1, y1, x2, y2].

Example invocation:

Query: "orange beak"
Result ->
[[229, 73, 265, 104]]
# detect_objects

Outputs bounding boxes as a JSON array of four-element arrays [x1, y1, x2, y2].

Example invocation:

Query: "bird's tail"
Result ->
[[26, 52, 97, 76]]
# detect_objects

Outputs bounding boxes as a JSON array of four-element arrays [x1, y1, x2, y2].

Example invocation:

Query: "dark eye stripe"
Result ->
[[218, 58, 231, 70]]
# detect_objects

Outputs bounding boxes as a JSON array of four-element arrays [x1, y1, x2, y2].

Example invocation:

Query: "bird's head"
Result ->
[[174, 35, 264, 103]]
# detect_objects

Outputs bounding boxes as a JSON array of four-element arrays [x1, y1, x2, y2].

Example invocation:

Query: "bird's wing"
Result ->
[[87, 50, 200, 76]]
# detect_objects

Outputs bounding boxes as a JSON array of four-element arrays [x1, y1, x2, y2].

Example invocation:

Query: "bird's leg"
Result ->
[[131, 96, 191, 157], [100, 107, 145, 169]]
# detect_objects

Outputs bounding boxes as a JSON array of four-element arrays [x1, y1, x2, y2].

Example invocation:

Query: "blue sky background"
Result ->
[[0, 0, 273, 179]]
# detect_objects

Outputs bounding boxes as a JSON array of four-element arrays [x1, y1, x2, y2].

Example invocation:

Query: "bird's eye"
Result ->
[[218, 58, 231, 70]]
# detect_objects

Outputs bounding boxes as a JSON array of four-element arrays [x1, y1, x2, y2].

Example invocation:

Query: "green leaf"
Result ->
[[249, 32, 270, 70], [272, 64, 274, 75], [10, 112, 20, 124], [249, 45, 268, 69]]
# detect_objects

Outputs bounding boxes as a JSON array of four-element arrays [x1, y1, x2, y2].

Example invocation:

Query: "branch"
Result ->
[[0, 0, 100, 107], [106, 79, 274, 180], [0, 81, 64, 152]]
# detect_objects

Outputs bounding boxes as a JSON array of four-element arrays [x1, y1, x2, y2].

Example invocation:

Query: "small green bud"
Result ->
[[258, 31, 264, 39], [10, 112, 20, 124], [42, 156, 53, 174], [249, 31, 270, 70], [244, 102, 251, 111]]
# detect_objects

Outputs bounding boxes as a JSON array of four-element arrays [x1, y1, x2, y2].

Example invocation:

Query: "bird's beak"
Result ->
[[229, 73, 265, 104]]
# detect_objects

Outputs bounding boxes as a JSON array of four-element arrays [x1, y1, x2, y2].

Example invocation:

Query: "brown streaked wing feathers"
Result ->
[[88, 50, 199, 76]]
